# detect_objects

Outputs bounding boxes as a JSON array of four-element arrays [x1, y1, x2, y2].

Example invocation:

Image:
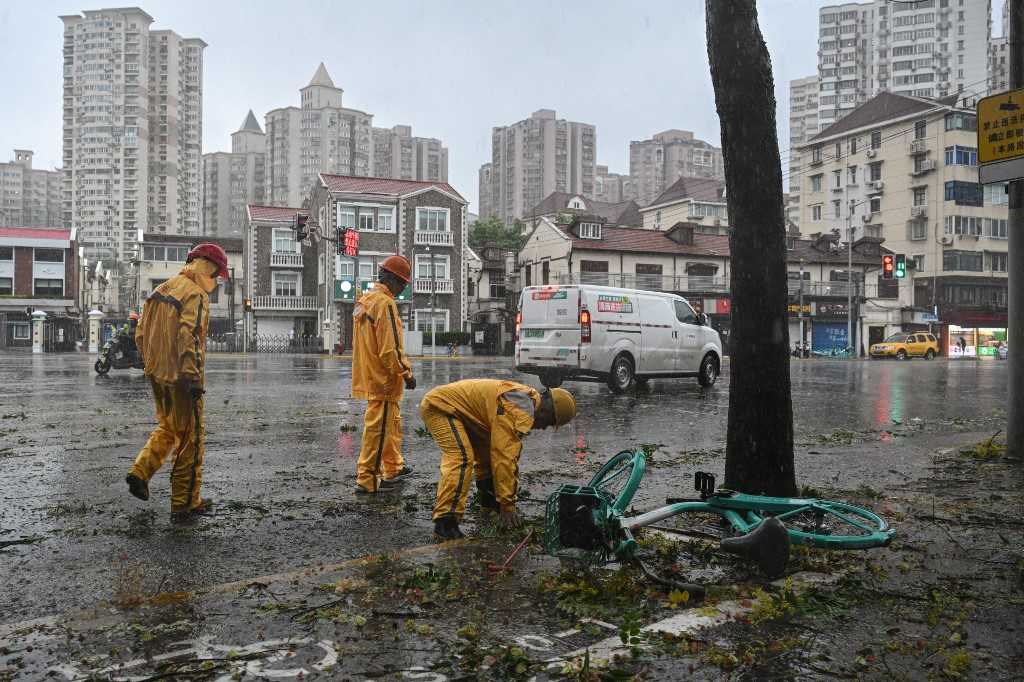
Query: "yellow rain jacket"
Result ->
[[135, 260, 213, 387], [351, 283, 412, 401], [422, 379, 540, 513]]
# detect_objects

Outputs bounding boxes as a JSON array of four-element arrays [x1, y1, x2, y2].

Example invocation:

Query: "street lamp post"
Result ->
[[798, 258, 805, 354], [845, 197, 873, 355]]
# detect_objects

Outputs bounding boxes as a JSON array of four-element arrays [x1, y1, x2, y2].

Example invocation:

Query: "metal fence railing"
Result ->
[[206, 334, 325, 354]]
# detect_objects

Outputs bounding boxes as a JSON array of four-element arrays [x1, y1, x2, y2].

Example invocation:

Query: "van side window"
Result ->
[[674, 300, 698, 324]]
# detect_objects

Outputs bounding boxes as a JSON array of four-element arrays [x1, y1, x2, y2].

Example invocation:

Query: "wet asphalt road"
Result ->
[[0, 352, 1009, 625]]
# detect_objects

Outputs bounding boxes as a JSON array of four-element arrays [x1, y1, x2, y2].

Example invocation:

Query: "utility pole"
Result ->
[[799, 258, 805, 355], [846, 208, 854, 353], [1009, 0, 1024, 458]]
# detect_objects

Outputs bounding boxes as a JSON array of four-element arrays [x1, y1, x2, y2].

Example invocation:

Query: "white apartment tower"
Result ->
[[481, 109, 596, 224], [788, 76, 821, 227], [202, 111, 266, 238], [60, 8, 205, 261], [0, 150, 63, 228], [265, 64, 449, 208], [817, 1, 991, 131], [629, 130, 724, 208]]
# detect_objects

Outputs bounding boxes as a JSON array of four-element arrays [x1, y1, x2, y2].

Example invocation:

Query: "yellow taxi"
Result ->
[[870, 332, 940, 360]]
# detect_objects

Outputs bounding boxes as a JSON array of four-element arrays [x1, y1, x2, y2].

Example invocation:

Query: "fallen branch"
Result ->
[[0, 537, 45, 549]]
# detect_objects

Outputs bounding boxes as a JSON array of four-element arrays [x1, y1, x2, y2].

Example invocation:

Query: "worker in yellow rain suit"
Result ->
[[125, 243, 229, 525], [420, 379, 577, 539], [352, 255, 416, 494]]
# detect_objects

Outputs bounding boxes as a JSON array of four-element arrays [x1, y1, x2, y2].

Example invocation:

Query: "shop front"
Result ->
[[811, 302, 852, 353], [946, 325, 1008, 358]]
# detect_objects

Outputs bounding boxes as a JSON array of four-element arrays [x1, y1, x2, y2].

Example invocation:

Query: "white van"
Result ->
[[515, 284, 723, 393]]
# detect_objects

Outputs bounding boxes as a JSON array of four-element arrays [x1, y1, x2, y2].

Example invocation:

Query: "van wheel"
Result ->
[[539, 372, 563, 389], [925, 349, 935, 360], [607, 354, 635, 394], [698, 354, 719, 387]]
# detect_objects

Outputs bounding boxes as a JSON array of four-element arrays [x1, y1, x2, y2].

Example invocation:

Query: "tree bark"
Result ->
[[706, 0, 796, 496]]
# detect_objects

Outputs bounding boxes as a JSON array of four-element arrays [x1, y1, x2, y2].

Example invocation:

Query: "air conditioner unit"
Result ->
[[911, 206, 927, 219], [714, 218, 722, 226], [940, 235, 954, 246], [866, 149, 877, 158], [873, 180, 884, 191], [861, 213, 872, 222]]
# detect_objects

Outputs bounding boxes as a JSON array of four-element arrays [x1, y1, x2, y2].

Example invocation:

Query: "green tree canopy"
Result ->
[[469, 216, 526, 251]]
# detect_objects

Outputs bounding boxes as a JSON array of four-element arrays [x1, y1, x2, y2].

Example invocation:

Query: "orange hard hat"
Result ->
[[380, 254, 411, 283], [187, 243, 230, 279]]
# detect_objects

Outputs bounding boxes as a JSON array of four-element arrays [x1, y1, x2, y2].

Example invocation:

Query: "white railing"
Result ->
[[555, 273, 728, 292], [414, 231, 454, 246], [252, 295, 317, 310], [270, 252, 303, 267], [414, 278, 454, 294]]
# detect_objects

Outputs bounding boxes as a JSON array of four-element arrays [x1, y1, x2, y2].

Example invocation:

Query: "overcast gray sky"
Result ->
[[0, 1, 1004, 212]]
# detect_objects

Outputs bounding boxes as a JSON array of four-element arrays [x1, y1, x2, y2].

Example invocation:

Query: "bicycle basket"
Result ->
[[543, 484, 616, 564]]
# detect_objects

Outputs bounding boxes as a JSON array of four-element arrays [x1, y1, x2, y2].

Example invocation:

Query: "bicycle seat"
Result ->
[[720, 516, 789, 578]]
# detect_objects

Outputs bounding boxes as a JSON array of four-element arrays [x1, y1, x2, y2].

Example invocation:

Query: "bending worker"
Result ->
[[125, 243, 228, 524], [352, 255, 416, 494], [421, 379, 576, 540]]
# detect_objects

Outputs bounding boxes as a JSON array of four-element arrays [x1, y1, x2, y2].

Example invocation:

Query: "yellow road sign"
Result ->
[[977, 88, 1024, 164]]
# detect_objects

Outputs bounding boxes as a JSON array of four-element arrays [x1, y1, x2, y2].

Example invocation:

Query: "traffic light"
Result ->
[[343, 228, 359, 257], [882, 254, 894, 279], [894, 254, 906, 279], [243, 298, 252, 312], [294, 213, 309, 241], [335, 227, 344, 256]]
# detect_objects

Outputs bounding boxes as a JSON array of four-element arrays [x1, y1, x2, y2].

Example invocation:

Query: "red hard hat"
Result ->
[[187, 243, 230, 279], [380, 254, 411, 283]]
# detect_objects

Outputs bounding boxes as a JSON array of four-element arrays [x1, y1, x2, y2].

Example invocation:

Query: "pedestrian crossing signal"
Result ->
[[882, 254, 894, 280], [894, 254, 906, 279], [343, 229, 359, 257]]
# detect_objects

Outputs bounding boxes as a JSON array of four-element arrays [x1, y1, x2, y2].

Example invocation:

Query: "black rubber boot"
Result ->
[[476, 477, 499, 512], [126, 474, 149, 501], [170, 499, 214, 526], [433, 515, 465, 541]]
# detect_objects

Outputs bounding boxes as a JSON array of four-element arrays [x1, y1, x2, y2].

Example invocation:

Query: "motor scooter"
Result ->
[[95, 334, 144, 375]]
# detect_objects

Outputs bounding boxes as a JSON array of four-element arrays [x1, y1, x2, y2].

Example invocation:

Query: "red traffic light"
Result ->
[[343, 229, 360, 256], [882, 254, 894, 280]]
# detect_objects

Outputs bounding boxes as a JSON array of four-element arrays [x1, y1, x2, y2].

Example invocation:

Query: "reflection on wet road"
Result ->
[[0, 353, 1008, 622]]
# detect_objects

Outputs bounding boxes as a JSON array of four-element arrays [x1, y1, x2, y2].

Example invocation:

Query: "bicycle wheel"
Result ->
[[587, 450, 646, 513], [747, 499, 893, 549]]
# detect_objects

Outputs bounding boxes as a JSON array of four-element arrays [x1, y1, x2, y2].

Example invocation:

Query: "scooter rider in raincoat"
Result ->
[[125, 243, 228, 524], [352, 255, 416, 494], [421, 379, 577, 540]]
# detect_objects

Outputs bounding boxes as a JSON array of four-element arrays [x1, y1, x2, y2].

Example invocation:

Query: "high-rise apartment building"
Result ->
[[788, 76, 821, 227], [60, 8, 205, 262], [0, 150, 63, 228], [478, 163, 494, 221], [816, 1, 991, 131], [202, 111, 266, 238], [594, 165, 638, 204], [265, 64, 448, 208], [479, 109, 596, 224], [629, 130, 724, 208], [990, 1, 1009, 93]]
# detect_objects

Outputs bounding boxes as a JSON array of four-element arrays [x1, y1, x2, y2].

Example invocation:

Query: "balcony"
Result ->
[[555, 273, 729, 293], [787, 280, 860, 297], [414, 230, 454, 247], [252, 295, 317, 311], [414, 278, 454, 294], [270, 251, 303, 267], [911, 159, 936, 176]]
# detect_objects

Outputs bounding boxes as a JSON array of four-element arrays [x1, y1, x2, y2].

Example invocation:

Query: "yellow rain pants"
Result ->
[[129, 378, 206, 513], [355, 399, 405, 491], [421, 405, 490, 520]]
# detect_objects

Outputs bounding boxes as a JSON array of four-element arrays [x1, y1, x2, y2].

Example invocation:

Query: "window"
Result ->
[[542, 260, 550, 285], [417, 208, 449, 232], [209, 284, 220, 304], [812, 146, 822, 163], [34, 279, 64, 296], [812, 204, 822, 221], [847, 166, 857, 185], [909, 220, 927, 240], [871, 130, 882, 149], [414, 253, 450, 280], [0, 247, 12, 261], [810, 174, 822, 192], [489, 269, 505, 299], [991, 252, 1008, 272], [654, 210, 662, 229], [272, 228, 297, 253], [0, 277, 11, 295], [578, 222, 602, 239], [832, 170, 842, 188], [911, 255, 925, 272], [272, 272, 299, 297], [913, 187, 927, 206], [12, 323, 30, 340], [943, 145, 977, 166], [674, 300, 699, 324], [849, 137, 858, 154], [984, 183, 1008, 206], [414, 309, 449, 333], [869, 197, 881, 213], [944, 181, 983, 206], [986, 218, 1008, 238], [337, 257, 354, 280], [944, 112, 977, 131], [868, 162, 882, 182], [337, 206, 356, 229], [944, 215, 982, 236], [579, 259, 609, 285], [865, 224, 882, 238], [33, 248, 64, 263], [943, 250, 983, 272], [524, 264, 531, 287], [377, 208, 393, 232], [833, 200, 842, 218], [835, 143, 842, 161], [467, 277, 475, 297], [914, 120, 926, 139], [359, 211, 374, 232]]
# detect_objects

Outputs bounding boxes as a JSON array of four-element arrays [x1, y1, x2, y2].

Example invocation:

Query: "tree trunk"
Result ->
[[706, 0, 796, 496]]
